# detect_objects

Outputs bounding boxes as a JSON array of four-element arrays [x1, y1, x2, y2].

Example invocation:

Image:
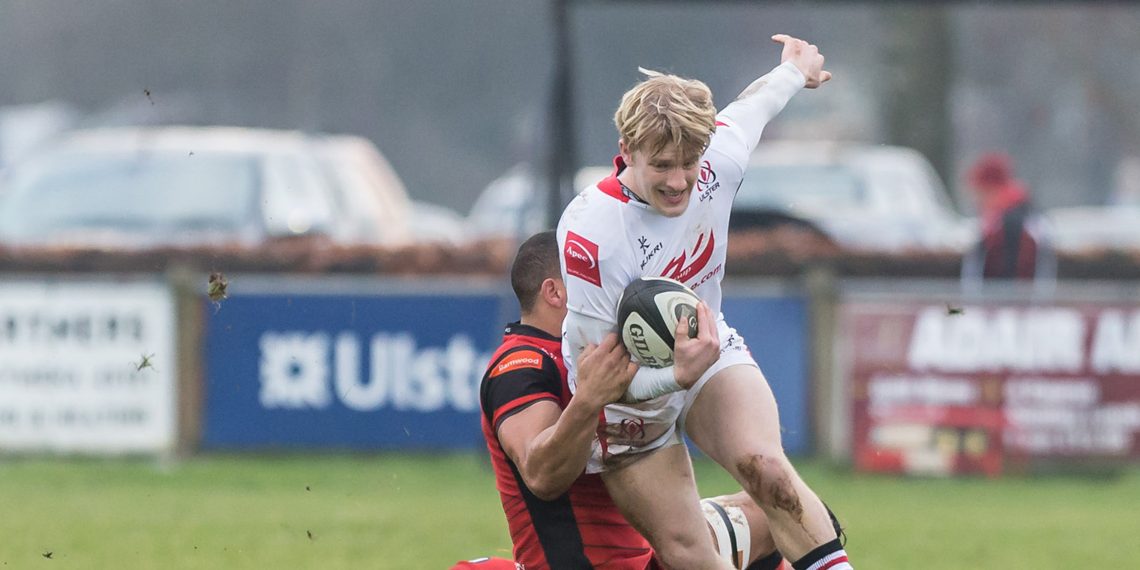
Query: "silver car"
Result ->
[[471, 143, 972, 254], [733, 141, 972, 253], [0, 126, 413, 250]]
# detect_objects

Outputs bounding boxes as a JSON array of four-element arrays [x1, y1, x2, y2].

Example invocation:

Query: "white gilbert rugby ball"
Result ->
[[616, 277, 699, 368]]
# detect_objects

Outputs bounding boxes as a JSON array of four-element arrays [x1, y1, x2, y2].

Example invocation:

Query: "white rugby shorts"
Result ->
[[586, 316, 759, 473]]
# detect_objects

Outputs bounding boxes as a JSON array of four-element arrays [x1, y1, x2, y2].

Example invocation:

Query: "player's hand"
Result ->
[[672, 301, 720, 389], [772, 34, 831, 89], [576, 333, 638, 409]]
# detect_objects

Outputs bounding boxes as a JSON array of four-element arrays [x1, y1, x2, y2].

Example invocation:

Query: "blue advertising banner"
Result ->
[[201, 279, 810, 453], [202, 281, 508, 450], [721, 296, 811, 455]]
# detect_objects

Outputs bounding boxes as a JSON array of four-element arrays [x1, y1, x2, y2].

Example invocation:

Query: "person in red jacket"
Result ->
[[961, 152, 1054, 281]]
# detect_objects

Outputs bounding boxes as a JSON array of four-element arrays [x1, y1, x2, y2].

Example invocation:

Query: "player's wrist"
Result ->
[[776, 60, 807, 88], [622, 366, 683, 402], [674, 362, 708, 390], [673, 366, 696, 390], [567, 389, 608, 415]]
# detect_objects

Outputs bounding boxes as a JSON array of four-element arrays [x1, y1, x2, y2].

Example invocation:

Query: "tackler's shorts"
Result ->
[[586, 315, 759, 473]]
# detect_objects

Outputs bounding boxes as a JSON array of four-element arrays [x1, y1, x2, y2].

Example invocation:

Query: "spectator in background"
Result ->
[[1112, 155, 1140, 206], [961, 152, 1055, 283]]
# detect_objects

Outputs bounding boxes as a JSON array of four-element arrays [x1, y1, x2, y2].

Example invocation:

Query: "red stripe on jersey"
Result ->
[[448, 558, 517, 569], [492, 392, 556, 428], [597, 175, 628, 203], [715, 120, 728, 127], [610, 154, 625, 176], [490, 349, 544, 377], [817, 554, 850, 570], [661, 228, 715, 284], [596, 154, 630, 203]]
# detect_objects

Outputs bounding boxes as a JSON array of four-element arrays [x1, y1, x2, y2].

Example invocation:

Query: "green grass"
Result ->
[[732, 461, 1140, 569], [1, 453, 1137, 569]]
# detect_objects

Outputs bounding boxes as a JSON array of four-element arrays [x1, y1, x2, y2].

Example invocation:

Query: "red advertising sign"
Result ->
[[842, 301, 1140, 476]]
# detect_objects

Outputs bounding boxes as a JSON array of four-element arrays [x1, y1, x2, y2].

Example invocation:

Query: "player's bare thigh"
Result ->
[[683, 363, 837, 559], [600, 442, 729, 569], [683, 363, 785, 476]]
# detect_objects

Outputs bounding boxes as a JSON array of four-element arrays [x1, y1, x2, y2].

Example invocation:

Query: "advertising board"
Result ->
[[201, 280, 813, 453], [202, 287, 503, 450], [841, 301, 1140, 475], [0, 280, 177, 453]]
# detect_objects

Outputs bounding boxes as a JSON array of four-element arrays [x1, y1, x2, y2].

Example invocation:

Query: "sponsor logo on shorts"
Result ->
[[721, 332, 744, 354], [618, 417, 646, 440], [564, 231, 602, 287], [599, 416, 675, 465]]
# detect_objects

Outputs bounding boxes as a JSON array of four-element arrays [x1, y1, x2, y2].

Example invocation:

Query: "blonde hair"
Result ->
[[613, 68, 717, 162]]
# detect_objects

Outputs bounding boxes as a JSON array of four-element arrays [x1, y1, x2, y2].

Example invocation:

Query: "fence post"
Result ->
[[804, 264, 842, 462], [167, 264, 204, 459]]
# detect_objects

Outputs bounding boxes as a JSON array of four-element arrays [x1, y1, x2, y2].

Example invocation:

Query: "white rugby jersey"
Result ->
[[557, 61, 805, 396]]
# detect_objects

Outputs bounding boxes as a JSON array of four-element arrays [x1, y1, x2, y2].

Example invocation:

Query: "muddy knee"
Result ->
[[736, 454, 804, 522]]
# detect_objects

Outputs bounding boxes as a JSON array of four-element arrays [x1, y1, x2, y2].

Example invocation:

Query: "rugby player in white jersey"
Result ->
[[556, 35, 853, 570]]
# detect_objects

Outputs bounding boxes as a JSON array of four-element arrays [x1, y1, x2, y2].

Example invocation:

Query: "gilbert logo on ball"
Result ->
[[616, 277, 699, 368]]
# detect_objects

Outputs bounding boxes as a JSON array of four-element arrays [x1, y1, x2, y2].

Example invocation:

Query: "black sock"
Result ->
[[745, 550, 785, 570], [792, 538, 846, 570]]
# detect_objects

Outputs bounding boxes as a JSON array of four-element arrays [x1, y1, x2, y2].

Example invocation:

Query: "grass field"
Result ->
[[2, 453, 1138, 569]]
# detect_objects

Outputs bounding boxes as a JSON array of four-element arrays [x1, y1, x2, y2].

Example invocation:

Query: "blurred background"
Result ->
[[3, 2, 1139, 215], [2, 1, 1140, 568]]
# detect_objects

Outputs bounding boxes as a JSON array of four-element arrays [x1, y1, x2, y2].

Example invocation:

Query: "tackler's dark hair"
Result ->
[[510, 231, 560, 313]]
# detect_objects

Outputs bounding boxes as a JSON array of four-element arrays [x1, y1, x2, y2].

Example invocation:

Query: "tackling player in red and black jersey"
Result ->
[[481, 231, 651, 569], [473, 231, 799, 570], [482, 321, 652, 568]]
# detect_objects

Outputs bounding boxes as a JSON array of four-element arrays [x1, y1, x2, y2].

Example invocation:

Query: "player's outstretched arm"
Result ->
[[715, 35, 828, 160], [498, 334, 636, 500]]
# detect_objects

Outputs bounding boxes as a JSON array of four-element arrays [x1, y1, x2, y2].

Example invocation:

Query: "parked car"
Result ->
[[409, 200, 472, 245], [473, 142, 970, 254], [733, 141, 972, 252], [468, 163, 547, 241], [308, 133, 414, 245], [1044, 205, 1140, 253], [0, 126, 413, 250], [468, 163, 618, 241]]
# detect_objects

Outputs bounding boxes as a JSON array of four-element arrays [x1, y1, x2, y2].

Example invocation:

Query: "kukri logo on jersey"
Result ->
[[662, 229, 714, 284], [638, 235, 663, 270]]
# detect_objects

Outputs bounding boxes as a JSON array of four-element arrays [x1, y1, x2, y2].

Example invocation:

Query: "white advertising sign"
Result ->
[[0, 280, 176, 453]]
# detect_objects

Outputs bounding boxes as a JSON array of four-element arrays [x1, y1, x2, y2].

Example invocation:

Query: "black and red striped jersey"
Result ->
[[479, 322, 657, 570]]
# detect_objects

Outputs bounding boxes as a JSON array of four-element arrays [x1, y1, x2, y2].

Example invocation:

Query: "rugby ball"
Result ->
[[617, 277, 700, 368]]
